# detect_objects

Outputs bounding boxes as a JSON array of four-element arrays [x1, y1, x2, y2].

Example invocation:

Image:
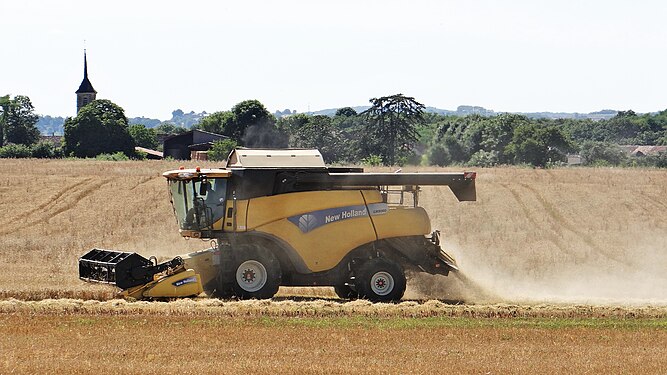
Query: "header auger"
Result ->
[[79, 148, 476, 302]]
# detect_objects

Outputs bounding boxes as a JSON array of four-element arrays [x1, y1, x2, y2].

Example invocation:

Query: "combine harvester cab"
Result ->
[[79, 148, 475, 302]]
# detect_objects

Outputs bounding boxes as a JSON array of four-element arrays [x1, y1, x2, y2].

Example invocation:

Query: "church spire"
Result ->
[[76, 49, 97, 113], [83, 49, 89, 79]]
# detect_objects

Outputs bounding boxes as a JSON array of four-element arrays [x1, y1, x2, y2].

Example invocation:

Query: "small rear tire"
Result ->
[[356, 258, 406, 302], [231, 245, 281, 299]]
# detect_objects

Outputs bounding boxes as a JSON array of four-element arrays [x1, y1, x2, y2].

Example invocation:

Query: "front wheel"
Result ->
[[356, 258, 406, 302], [231, 245, 281, 299]]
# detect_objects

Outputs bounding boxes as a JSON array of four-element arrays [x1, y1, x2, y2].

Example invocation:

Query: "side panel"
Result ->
[[222, 200, 248, 232], [361, 190, 431, 239], [245, 190, 370, 228], [371, 207, 431, 239], [257, 218, 376, 272], [143, 270, 203, 298], [247, 190, 378, 272], [182, 249, 219, 288]]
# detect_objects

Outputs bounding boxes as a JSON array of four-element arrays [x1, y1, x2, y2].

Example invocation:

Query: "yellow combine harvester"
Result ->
[[79, 149, 476, 302]]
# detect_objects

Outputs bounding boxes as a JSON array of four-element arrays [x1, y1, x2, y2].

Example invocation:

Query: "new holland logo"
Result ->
[[172, 276, 198, 287], [287, 203, 388, 233], [298, 214, 318, 233]]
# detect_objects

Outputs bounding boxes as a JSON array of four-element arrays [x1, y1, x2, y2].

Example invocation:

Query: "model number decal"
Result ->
[[172, 276, 198, 287], [287, 203, 388, 233]]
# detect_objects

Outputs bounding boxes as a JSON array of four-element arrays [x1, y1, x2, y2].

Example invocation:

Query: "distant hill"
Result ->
[[308, 105, 617, 120], [128, 116, 161, 128], [37, 116, 66, 136], [36, 109, 207, 135], [308, 106, 371, 117], [166, 109, 207, 128], [36, 105, 620, 135], [128, 110, 208, 128]]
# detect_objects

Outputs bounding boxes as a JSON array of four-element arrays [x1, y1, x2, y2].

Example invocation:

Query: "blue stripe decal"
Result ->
[[287, 203, 388, 233]]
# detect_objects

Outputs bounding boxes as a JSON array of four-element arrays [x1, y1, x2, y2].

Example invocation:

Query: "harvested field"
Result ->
[[2, 159, 666, 373], [1, 159, 665, 304]]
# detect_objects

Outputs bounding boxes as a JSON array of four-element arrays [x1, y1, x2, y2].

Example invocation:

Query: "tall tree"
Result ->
[[0, 95, 9, 146], [155, 122, 187, 136], [3, 95, 40, 146], [505, 123, 574, 166], [335, 107, 357, 117], [129, 124, 158, 149], [482, 113, 529, 163], [197, 111, 234, 135], [362, 94, 425, 165], [290, 115, 343, 162], [229, 99, 274, 141], [63, 99, 135, 157]]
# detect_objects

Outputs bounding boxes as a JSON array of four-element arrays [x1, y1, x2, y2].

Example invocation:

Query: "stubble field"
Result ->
[[1, 159, 666, 373]]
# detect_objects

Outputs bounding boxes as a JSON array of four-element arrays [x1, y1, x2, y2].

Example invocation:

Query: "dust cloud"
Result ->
[[406, 239, 667, 306], [411, 168, 667, 306]]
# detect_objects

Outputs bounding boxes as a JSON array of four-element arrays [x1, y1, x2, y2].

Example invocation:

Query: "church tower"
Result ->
[[75, 50, 97, 113]]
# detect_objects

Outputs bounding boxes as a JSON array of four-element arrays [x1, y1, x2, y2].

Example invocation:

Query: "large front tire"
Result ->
[[356, 258, 406, 302], [231, 245, 281, 299]]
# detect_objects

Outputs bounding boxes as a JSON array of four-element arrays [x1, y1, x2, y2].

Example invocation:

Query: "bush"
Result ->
[[129, 124, 158, 149], [207, 139, 238, 161], [361, 154, 383, 166], [0, 144, 32, 158], [427, 144, 451, 166], [580, 141, 627, 166], [30, 141, 62, 159], [630, 152, 667, 168], [95, 152, 130, 161], [467, 150, 499, 167]]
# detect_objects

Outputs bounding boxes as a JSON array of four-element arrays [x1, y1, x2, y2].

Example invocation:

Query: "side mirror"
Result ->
[[199, 180, 210, 196]]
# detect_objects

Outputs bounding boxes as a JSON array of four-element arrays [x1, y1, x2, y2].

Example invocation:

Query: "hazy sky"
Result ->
[[3, 0, 667, 119]]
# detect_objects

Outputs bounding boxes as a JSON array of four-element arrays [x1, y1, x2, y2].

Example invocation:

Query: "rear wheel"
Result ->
[[231, 245, 281, 299], [356, 258, 406, 302]]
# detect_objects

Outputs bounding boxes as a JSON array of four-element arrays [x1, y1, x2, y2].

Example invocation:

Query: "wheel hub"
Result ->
[[242, 269, 256, 283], [370, 271, 394, 296], [236, 260, 268, 292]]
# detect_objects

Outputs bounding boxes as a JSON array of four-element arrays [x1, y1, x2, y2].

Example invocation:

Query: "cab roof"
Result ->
[[225, 148, 325, 169]]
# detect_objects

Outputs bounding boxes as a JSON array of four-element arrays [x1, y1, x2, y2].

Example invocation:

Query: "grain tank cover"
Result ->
[[226, 148, 326, 169]]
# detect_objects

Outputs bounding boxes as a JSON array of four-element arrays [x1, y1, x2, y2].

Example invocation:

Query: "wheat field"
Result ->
[[1, 158, 665, 304], [1, 159, 666, 374]]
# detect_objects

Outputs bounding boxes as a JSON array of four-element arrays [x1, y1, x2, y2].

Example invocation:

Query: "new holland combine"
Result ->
[[79, 149, 476, 302]]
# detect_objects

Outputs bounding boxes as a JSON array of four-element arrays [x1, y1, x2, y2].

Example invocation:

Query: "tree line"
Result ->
[[1, 93, 666, 167]]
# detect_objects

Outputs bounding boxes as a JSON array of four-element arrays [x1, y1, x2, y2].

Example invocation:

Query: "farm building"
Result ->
[[619, 145, 667, 158], [135, 146, 163, 160], [162, 130, 227, 160], [628, 145, 667, 157]]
